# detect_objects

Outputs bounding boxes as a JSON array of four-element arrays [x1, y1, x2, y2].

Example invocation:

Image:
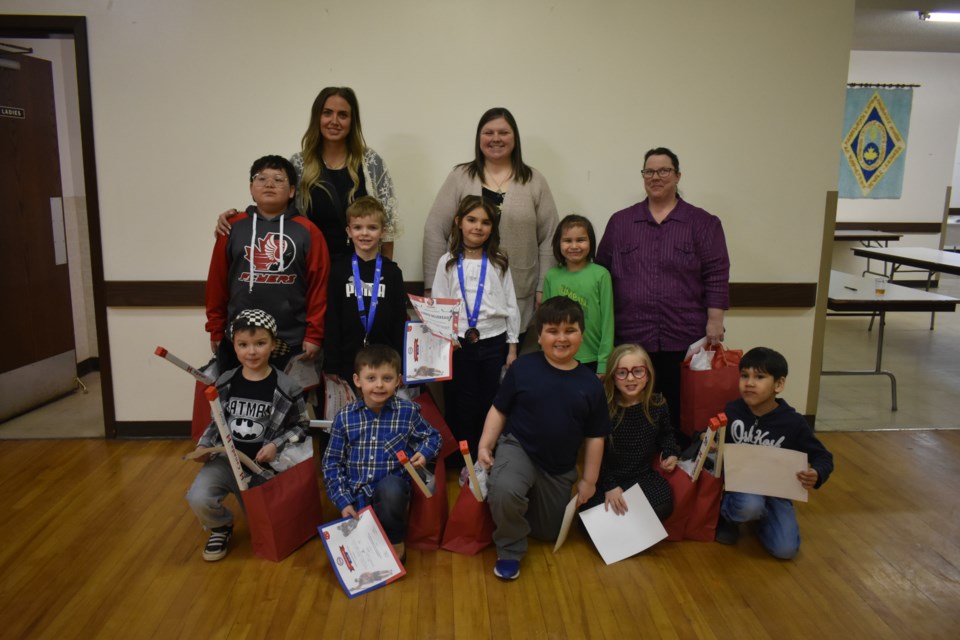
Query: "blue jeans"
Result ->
[[721, 491, 800, 560], [370, 475, 411, 544]]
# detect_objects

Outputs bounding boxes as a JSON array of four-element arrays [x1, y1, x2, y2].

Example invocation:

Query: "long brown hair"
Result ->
[[298, 87, 366, 212], [604, 344, 664, 426], [444, 195, 509, 276], [457, 107, 533, 184]]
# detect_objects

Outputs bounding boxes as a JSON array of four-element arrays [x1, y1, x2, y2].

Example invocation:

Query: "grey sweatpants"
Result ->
[[487, 434, 578, 560]]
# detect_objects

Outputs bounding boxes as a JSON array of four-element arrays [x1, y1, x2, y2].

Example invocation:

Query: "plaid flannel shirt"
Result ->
[[322, 395, 442, 512]]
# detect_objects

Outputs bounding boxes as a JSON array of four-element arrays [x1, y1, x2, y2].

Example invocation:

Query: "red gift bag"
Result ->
[[679, 344, 742, 437], [191, 381, 211, 441], [414, 389, 459, 460], [406, 457, 449, 550], [440, 485, 494, 555], [656, 463, 723, 542], [244, 457, 324, 562]]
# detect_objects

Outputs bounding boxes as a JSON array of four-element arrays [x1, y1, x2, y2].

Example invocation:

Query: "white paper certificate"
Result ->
[[408, 294, 460, 342], [403, 321, 452, 383], [723, 443, 809, 502], [319, 506, 406, 598], [553, 496, 579, 552], [579, 484, 668, 564]]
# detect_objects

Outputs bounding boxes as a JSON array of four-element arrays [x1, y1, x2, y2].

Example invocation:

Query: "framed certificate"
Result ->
[[408, 294, 460, 342], [404, 321, 453, 383], [319, 506, 406, 598]]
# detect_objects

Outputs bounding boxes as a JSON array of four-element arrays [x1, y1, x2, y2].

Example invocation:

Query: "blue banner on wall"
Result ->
[[838, 88, 913, 199]]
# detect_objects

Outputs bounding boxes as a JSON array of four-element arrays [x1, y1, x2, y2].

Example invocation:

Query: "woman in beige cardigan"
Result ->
[[422, 107, 559, 332]]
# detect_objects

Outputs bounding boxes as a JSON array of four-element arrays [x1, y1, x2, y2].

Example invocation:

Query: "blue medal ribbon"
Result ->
[[457, 251, 487, 336], [352, 253, 382, 345]]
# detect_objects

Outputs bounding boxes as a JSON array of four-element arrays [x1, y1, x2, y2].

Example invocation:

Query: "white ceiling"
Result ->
[[854, 0, 960, 51]]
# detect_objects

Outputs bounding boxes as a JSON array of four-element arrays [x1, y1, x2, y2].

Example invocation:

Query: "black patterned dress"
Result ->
[[585, 395, 681, 519]]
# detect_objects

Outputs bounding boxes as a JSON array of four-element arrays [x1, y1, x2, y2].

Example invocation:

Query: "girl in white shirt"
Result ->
[[431, 195, 519, 460]]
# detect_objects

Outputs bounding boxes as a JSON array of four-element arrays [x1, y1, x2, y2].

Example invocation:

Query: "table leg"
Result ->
[[822, 310, 898, 411]]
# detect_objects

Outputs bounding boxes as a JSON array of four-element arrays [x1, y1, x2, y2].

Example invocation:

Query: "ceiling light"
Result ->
[[919, 11, 960, 22]]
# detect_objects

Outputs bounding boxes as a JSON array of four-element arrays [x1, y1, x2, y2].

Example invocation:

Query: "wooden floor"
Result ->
[[1, 431, 958, 639]]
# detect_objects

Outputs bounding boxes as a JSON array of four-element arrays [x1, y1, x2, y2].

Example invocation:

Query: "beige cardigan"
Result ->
[[422, 166, 559, 329]]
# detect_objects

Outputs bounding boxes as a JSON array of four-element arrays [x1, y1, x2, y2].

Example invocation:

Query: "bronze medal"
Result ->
[[465, 327, 480, 344]]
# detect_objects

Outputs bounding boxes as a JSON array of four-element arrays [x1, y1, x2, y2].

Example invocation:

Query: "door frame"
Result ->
[[0, 14, 114, 437]]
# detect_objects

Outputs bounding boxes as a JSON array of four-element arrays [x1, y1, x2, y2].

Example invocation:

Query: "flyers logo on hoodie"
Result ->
[[241, 232, 297, 284]]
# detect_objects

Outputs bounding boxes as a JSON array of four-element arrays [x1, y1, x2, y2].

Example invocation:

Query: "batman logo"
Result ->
[[230, 417, 264, 441]]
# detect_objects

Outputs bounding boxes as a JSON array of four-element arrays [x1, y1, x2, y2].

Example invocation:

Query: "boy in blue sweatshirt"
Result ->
[[715, 347, 833, 559]]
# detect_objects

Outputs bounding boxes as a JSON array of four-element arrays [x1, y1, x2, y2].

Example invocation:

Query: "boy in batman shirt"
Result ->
[[186, 309, 308, 561]]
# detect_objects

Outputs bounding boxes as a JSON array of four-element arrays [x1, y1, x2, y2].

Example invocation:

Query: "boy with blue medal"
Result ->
[[323, 196, 408, 389]]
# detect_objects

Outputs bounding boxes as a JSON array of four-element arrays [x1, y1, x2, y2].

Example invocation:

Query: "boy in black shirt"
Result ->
[[187, 309, 308, 561], [478, 298, 610, 580]]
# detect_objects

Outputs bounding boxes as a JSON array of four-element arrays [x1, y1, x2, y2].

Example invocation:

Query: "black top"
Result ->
[[223, 369, 278, 460], [307, 166, 368, 258], [323, 253, 408, 380], [482, 187, 505, 214], [495, 352, 610, 474], [600, 398, 680, 493]]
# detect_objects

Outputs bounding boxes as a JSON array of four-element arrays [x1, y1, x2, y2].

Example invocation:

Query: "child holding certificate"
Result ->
[[322, 345, 442, 562], [713, 347, 833, 559], [430, 195, 520, 460], [478, 297, 610, 580], [581, 344, 680, 519]]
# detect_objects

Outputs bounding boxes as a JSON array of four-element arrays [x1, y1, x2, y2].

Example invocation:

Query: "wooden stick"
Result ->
[[459, 441, 484, 501], [154, 346, 216, 385], [396, 451, 432, 497], [205, 386, 249, 491], [183, 446, 264, 475], [690, 424, 716, 482], [714, 413, 728, 478], [308, 420, 333, 432]]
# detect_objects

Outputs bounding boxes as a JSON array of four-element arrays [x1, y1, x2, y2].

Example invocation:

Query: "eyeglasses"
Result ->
[[251, 174, 289, 186], [640, 168, 676, 179], [613, 366, 648, 380]]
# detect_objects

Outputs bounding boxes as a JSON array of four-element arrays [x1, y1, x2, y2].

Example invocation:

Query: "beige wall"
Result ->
[[5, 0, 855, 421]]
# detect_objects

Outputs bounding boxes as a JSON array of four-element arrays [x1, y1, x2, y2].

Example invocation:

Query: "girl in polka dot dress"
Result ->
[[582, 344, 681, 519]]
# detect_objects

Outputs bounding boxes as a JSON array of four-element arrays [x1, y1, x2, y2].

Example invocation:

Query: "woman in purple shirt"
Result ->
[[595, 147, 730, 441]]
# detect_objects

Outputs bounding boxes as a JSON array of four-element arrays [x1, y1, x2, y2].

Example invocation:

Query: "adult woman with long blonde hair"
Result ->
[[218, 87, 400, 258]]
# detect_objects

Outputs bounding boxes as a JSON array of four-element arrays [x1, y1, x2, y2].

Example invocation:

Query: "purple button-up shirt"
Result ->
[[596, 197, 729, 352]]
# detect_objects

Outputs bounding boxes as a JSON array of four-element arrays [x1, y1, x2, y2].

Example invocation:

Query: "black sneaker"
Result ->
[[203, 524, 233, 561], [715, 516, 740, 545]]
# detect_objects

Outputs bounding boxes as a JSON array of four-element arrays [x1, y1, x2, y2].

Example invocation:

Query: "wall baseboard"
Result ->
[[115, 421, 190, 439], [77, 358, 99, 376]]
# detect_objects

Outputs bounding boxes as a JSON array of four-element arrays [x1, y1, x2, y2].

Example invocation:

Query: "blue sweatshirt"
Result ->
[[723, 397, 833, 489]]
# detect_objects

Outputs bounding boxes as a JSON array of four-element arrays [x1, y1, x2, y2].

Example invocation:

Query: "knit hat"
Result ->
[[229, 309, 291, 357]]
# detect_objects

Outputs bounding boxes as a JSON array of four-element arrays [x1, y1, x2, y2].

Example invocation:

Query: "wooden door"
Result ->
[[0, 53, 76, 420]]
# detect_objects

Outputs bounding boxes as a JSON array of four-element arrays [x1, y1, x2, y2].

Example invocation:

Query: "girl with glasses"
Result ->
[[581, 344, 681, 520]]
